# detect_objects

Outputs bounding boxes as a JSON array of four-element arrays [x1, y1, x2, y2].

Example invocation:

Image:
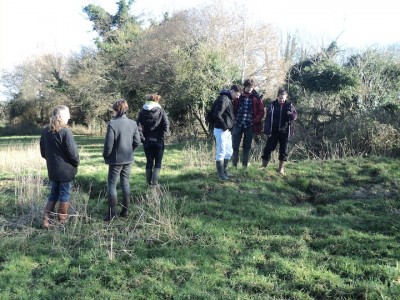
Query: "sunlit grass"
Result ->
[[1, 136, 400, 299]]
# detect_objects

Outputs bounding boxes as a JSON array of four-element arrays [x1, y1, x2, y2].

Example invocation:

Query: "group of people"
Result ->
[[212, 79, 298, 180], [39, 79, 297, 228], [40, 94, 169, 227]]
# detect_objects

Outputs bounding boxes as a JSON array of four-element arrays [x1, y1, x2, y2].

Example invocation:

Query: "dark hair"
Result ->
[[230, 84, 242, 93], [277, 88, 288, 97], [112, 99, 129, 117], [243, 78, 255, 88]]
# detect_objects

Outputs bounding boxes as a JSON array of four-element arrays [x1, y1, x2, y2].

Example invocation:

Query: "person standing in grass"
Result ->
[[103, 99, 141, 221], [261, 88, 298, 175], [137, 94, 170, 186], [213, 85, 242, 180], [232, 78, 265, 168], [40, 105, 80, 228]]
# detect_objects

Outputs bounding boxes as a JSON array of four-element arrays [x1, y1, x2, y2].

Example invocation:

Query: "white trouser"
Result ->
[[214, 128, 233, 161]]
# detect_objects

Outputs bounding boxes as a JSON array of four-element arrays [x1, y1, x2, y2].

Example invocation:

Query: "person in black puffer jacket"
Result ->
[[137, 94, 170, 186]]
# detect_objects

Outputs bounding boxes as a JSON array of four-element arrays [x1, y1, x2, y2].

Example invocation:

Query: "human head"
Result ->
[[145, 94, 162, 103], [49, 105, 70, 132], [277, 88, 288, 104], [243, 78, 255, 93], [112, 99, 129, 117], [230, 84, 242, 100]]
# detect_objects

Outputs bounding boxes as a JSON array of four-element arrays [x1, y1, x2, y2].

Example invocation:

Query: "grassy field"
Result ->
[[0, 135, 399, 299]]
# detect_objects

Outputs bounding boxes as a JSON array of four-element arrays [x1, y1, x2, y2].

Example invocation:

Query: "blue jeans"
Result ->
[[48, 181, 72, 202], [213, 128, 233, 161], [107, 164, 132, 199], [143, 141, 165, 169]]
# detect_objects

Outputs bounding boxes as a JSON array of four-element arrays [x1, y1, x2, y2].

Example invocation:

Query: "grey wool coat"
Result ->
[[103, 114, 141, 165]]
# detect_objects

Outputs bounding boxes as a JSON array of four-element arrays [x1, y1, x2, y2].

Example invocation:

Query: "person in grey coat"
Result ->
[[103, 99, 141, 221]]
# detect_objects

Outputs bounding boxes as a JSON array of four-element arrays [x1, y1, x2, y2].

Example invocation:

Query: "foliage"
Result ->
[[0, 136, 400, 299], [286, 44, 400, 158]]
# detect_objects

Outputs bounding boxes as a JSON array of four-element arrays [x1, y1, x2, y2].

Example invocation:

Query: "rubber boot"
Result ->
[[104, 195, 118, 222], [43, 200, 57, 228], [242, 150, 250, 168], [231, 150, 239, 168], [146, 169, 152, 185], [223, 159, 232, 178], [120, 195, 130, 217], [151, 168, 161, 186], [216, 161, 229, 180], [58, 202, 70, 225], [278, 160, 285, 175]]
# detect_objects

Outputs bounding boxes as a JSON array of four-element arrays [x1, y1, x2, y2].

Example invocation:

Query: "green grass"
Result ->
[[0, 136, 399, 299]]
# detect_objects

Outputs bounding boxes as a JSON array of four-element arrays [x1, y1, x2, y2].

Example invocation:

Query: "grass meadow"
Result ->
[[0, 135, 399, 299]]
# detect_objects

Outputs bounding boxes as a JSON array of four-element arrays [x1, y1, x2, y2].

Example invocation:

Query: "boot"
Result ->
[[57, 202, 70, 225], [146, 169, 152, 185], [216, 160, 229, 180], [242, 150, 250, 168], [151, 168, 161, 186], [43, 200, 57, 228], [260, 159, 268, 168], [104, 195, 118, 222], [120, 195, 130, 217], [278, 160, 285, 175], [231, 150, 239, 168], [223, 159, 232, 177]]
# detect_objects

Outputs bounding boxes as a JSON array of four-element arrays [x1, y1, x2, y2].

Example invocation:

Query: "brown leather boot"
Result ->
[[58, 202, 70, 224], [43, 201, 57, 228], [278, 160, 285, 175]]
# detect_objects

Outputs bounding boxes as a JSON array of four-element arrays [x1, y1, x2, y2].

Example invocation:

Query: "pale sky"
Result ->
[[0, 0, 399, 73]]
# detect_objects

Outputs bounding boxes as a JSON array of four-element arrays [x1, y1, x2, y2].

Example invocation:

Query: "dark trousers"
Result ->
[[107, 164, 132, 200], [143, 141, 165, 169], [262, 133, 289, 162]]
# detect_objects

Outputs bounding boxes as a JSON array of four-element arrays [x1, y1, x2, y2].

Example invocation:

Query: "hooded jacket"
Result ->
[[137, 101, 170, 143], [213, 89, 235, 131]]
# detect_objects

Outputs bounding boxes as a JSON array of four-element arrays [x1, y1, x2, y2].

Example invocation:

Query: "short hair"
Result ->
[[230, 84, 242, 93], [112, 99, 129, 117], [243, 78, 255, 88], [145, 94, 162, 102], [277, 88, 288, 96]]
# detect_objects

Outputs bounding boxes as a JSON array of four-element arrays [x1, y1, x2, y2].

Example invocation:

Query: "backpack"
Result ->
[[206, 97, 221, 125]]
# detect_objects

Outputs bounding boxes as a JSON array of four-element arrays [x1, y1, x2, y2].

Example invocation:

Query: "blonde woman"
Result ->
[[40, 105, 80, 228]]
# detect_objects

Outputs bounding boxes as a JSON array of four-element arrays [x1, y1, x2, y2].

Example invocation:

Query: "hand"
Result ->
[[287, 110, 292, 115]]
